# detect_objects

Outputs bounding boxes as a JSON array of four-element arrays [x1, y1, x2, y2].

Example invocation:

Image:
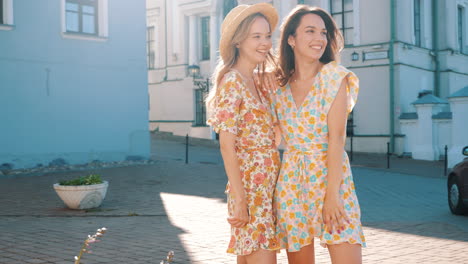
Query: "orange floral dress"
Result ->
[[272, 61, 366, 251], [207, 69, 281, 255]]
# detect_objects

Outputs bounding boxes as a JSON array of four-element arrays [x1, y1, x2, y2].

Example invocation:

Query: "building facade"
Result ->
[[148, 0, 468, 160], [0, 0, 150, 170]]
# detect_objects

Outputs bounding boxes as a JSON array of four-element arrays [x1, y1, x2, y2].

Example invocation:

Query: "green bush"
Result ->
[[59, 174, 103, 186]]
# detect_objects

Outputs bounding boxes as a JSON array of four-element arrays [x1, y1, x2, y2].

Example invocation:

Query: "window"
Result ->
[[223, 0, 237, 18], [458, 5, 465, 53], [0, 0, 3, 24], [147, 26, 155, 69], [346, 112, 354, 136], [201, 16, 210, 61], [66, 0, 98, 35], [414, 0, 421, 46], [330, 0, 354, 46], [194, 89, 207, 126]]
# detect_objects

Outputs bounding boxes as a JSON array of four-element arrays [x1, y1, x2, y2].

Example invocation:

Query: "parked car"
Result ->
[[448, 146, 468, 215]]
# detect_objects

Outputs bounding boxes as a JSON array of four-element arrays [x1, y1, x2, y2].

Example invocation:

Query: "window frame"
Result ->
[[193, 88, 208, 127], [223, 0, 237, 18], [147, 26, 156, 69], [0, 0, 14, 29], [458, 5, 466, 54], [346, 111, 355, 136], [330, 0, 354, 47], [61, 0, 108, 41], [414, 0, 422, 47], [65, 0, 99, 36], [201, 16, 210, 61], [0, 0, 3, 25]]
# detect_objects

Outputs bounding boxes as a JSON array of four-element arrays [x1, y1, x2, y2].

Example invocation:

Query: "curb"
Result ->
[[151, 131, 219, 148]]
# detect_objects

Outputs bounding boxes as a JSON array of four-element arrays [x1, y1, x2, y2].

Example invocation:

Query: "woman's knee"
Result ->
[[286, 243, 315, 264], [327, 242, 362, 264], [245, 249, 277, 264]]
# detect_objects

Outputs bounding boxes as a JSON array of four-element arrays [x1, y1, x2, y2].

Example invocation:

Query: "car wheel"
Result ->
[[448, 176, 468, 215]]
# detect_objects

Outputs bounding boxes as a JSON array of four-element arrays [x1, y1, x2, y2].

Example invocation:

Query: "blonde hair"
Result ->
[[206, 13, 276, 111]]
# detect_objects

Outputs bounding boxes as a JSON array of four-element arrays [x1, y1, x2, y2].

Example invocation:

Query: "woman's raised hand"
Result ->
[[274, 125, 282, 148], [255, 71, 279, 93]]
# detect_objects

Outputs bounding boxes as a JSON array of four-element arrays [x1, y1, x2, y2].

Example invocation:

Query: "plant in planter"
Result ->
[[53, 174, 108, 209]]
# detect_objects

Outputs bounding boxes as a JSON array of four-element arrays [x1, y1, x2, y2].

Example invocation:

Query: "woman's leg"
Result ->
[[237, 255, 247, 264], [244, 249, 277, 264], [286, 243, 315, 264], [327, 243, 361, 264]]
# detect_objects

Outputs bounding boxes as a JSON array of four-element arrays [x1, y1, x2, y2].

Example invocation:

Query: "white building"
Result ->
[[147, 0, 468, 164]]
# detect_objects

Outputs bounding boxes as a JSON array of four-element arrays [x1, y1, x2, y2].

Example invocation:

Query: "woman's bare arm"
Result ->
[[323, 77, 350, 233], [219, 131, 249, 228]]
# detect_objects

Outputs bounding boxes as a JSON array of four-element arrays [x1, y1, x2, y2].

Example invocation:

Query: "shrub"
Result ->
[[59, 174, 103, 186]]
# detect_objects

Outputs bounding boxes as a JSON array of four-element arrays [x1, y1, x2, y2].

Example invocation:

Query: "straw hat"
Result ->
[[219, 3, 278, 63]]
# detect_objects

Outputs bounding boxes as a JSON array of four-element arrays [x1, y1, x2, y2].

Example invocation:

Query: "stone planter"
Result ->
[[53, 181, 109, 209]]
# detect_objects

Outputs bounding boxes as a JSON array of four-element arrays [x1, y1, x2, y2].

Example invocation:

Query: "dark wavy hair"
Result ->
[[276, 5, 343, 86]]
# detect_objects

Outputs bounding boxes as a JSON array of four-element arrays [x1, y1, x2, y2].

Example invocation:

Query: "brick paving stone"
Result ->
[[0, 136, 467, 263]]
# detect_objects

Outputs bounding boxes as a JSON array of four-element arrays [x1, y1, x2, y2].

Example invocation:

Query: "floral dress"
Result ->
[[207, 69, 281, 255], [272, 61, 366, 251]]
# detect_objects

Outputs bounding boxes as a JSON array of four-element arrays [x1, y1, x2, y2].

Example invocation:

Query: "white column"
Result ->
[[399, 118, 417, 156], [445, 0, 456, 50], [189, 15, 199, 66], [210, 12, 218, 70], [413, 104, 436, 160], [279, 0, 294, 22], [320, 0, 329, 11], [448, 96, 468, 168], [172, 0, 180, 62], [412, 102, 445, 160], [353, 0, 360, 46]]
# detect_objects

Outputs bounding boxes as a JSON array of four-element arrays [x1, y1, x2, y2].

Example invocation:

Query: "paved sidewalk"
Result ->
[[152, 132, 448, 179], [0, 134, 467, 263]]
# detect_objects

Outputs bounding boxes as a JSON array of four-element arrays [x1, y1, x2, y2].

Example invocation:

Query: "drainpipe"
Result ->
[[432, 0, 440, 97], [389, 0, 396, 153]]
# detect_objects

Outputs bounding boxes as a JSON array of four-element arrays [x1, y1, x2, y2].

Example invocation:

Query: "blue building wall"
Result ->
[[0, 0, 150, 169]]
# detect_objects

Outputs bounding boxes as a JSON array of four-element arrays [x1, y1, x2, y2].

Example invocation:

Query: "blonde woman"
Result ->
[[271, 6, 366, 264], [206, 3, 280, 264]]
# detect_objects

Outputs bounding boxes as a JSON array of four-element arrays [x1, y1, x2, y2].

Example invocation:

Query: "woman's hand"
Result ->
[[254, 71, 279, 93], [273, 125, 282, 148], [322, 194, 349, 234], [227, 199, 249, 228]]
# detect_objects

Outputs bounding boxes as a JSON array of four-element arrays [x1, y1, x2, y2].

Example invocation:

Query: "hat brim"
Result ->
[[219, 3, 278, 63]]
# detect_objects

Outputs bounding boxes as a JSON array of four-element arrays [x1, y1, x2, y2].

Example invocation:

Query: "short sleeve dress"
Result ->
[[207, 69, 281, 255], [272, 61, 366, 251]]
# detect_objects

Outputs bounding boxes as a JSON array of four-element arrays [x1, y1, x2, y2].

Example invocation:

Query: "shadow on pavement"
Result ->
[[151, 135, 468, 246], [0, 164, 193, 263], [1, 134, 467, 263]]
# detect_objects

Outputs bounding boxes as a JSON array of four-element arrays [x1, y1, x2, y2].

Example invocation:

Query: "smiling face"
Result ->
[[237, 16, 272, 65], [288, 13, 328, 62]]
